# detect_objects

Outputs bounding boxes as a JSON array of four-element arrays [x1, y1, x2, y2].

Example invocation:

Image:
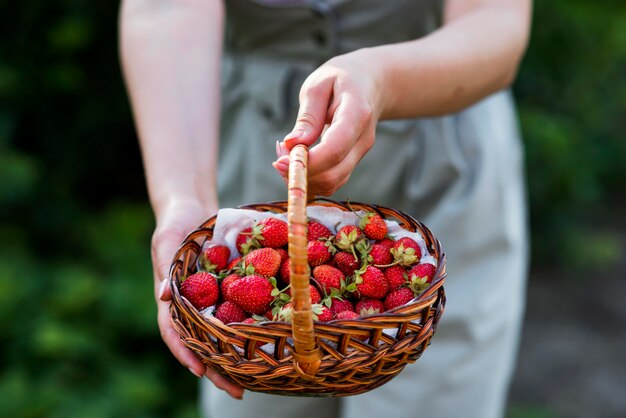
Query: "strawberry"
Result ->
[[334, 310, 360, 320], [285, 284, 322, 305], [241, 248, 281, 278], [220, 273, 242, 302], [378, 238, 395, 249], [279, 258, 291, 284], [180, 272, 219, 310], [275, 248, 289, 263], [251, 218, 288, 249], [408, 263, 437, 284], [276, 302, 294, 322], [214, 301, 248, 324], [229, 274, 275, 314], [367, 242, 393, 266], [333, 251, 361, 276], [334, 225, 366, 253], [236, 227, 259, 255], [226, 256, 242, 271], [327, 297, 355, 317], [307, 220, 333, 242], [384, 265, 408, 290], [359, 212, 388, 241], [355, 298, 385, 316], [384, 287, 415, 310], [263, 309, 276, 321], [390, 237, 422, 267], [242, 317, 256, 324], [200, 244, 230, 274], [312, 264, 345, 293], [407, 263, 437, 294], [354, 266, 389, 299], [307, 239, 335, 266], [312, 304, 333, 322]]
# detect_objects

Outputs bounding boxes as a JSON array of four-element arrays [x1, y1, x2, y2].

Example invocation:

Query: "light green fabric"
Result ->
[[209, 1, 529, 417]]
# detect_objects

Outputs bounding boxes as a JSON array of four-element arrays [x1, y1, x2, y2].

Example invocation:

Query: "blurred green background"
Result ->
[[0, 2, 624, 418]]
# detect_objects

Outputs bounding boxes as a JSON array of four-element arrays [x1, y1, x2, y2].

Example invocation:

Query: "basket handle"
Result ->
[[287, 144, 323, 379]]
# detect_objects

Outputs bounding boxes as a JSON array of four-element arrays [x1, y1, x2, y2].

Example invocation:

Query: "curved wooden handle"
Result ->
[[287, 145, 322, 379]]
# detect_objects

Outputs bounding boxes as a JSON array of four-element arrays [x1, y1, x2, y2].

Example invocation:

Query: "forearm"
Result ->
[[370, 0, 531, 119], [119, 0, 224, 218]]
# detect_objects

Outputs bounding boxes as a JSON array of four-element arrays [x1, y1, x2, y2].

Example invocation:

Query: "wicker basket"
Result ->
[[169, 145, 446, 397]]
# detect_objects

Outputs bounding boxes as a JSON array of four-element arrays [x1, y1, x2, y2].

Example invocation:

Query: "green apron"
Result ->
[[208, 1, 528, 417]]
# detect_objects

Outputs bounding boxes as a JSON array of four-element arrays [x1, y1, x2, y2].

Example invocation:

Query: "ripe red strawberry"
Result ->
[[214, 301, 248, 324], [407, 263, 437, 294], [354, 266, 389, 299], [390, 237, 422, 267], [355, 298, 385, 316], [263, 309, 276, 321], [241, 248, 281, 278], [312, 264, 345, 293], [279, 258, 291, 284], [367, 243, 393, 266], [359, 212, 388, 241], [200, 244, 230, 273], [327, 298, 354, 316], [276, 302, 294, 322], [229, 274, 275, 314], [242, 317, 256, 324], [312, 304, 333, 322], [252, 218, 288, 249], [275, 248, 289, 263], [307, 220, 333, 241], [236, 227, 259, 255], [226, 256, 242, 271], [384, 287, 415, 310], [408, 263, 437, 284], [180, 272, 219, 310], [335, 225, 365, 252], [333, 251, 360, 276], [384, 265, 408, 290], [220, 273, 242, 302], [378, 238, 395, 249], [285, 284, 322, 305], [307, 239, 334, 266], [334, 310, 360, 320]]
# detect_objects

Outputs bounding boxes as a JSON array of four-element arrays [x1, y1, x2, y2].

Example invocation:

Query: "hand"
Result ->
[[273, 49, 384, 196], [152, 199, 245, 400]]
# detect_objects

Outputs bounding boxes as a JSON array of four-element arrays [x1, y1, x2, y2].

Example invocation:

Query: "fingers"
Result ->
[[282, 75, 334, 149], [157, 298, 205, 375], [157, 297, 245, 399], [274, 98, 375, 196], [205, 368, 245, 400], [151, 228, 184, 288]]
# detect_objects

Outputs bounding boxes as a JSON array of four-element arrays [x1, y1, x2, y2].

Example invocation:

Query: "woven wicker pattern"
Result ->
[[169, 146, 446, 397]]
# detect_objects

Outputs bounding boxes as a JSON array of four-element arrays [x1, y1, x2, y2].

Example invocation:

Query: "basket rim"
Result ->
[[169, 198, 446, 333]]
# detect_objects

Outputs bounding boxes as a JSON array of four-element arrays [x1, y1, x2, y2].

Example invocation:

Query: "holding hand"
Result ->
[[273, 50, 384, 196], [151, 199, 244, 400]]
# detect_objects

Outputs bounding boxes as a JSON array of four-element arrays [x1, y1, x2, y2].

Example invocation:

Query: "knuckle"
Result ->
[[296, 111, 319, 128]]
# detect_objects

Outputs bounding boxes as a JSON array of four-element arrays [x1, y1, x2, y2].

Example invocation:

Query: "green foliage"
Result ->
[[0, 1, 624, 416], [515, 1, 626, 268], [0, 2, 200, 417]]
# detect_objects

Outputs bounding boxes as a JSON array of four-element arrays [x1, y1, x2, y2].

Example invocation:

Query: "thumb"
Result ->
[[283, 76, 334, 149], [152, 228, 185, 298]]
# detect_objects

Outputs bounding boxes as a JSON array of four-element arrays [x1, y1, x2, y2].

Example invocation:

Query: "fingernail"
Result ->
[[273, 160, 289, 173], [188, 367, 202, 378], [276, 141, 289, 157], [158, 279, 169, 300], [283, 129, 305, 142]]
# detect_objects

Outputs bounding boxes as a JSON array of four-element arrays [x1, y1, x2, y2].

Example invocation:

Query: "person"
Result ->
[[119, 0, 532, 417]]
